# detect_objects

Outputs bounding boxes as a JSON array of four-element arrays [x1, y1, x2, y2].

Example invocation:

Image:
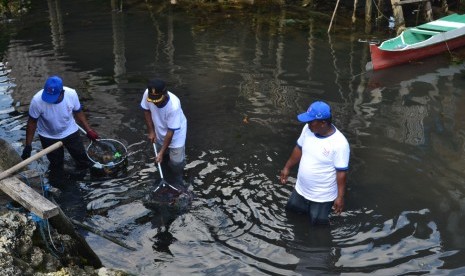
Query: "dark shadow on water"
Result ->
[[142, 177, 194, 256], [150, 209, 178, 256]]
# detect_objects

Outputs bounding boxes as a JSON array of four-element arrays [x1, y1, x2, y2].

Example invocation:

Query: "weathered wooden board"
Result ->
[[0, 177, 59, 219], [0, 140, 63, 219]]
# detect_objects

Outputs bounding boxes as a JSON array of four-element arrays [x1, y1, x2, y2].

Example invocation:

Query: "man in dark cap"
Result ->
[[21, 76, 99, 186], [140, 79, 187, 185], [280, 101, 350, 226]]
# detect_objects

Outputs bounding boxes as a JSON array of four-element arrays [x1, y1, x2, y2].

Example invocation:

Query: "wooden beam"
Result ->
[[0, 177, 59, 219], [48, 197, 102, 268]]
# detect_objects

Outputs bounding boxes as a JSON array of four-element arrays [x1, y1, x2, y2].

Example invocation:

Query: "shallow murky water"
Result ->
[[1, 1, 465, 275]]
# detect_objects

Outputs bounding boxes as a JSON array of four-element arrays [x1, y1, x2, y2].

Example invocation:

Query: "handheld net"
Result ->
[[85, 139, 127, 177]]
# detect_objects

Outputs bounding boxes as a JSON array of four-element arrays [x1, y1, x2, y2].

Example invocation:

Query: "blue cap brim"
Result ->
[[297, 113, 314, 122]]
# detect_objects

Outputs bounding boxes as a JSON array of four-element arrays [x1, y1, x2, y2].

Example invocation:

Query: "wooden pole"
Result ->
[[328, 0, 341, 33], [0, 141, 63, 181], [48, 198, 103, 268], [70, 218, 136, 251]]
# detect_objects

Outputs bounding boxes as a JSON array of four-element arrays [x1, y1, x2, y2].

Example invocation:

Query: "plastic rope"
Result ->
[[40, 175, 49, 198], [372, 0, 390, 22], [38, 221, 60, 259], [31, 212, 64, 256], [39, 176, 64, 254], [45, 219, 64, 254], [17, 173, 31, 186], [444, 33, 452, 54]]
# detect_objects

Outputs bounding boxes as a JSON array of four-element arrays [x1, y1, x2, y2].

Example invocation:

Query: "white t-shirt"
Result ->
[[28, 87, 81, 139], [295, 124, 350, 202], [140, 90, 187, 148]]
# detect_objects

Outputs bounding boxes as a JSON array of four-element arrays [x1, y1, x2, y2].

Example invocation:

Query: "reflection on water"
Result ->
[[2, 1, 465, 275], [334, 209, 448, 274]]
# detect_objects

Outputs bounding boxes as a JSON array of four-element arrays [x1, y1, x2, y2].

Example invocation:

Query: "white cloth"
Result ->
[[140, 90, 187, 148], [28, 87, 81, 139], [295, 124, 350, 202]]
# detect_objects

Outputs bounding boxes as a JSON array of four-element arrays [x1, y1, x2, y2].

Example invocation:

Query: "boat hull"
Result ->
[[369, 35, 465, 70]]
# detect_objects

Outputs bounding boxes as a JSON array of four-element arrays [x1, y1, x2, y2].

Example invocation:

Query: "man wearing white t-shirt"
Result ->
[[140, 79, 187, 185], [21, 76, 99, 186], [280, 101, 350, 225]]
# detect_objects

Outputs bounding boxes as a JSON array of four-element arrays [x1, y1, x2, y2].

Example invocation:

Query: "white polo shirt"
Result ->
[[295, 124, 350, 202], [28, 87, 81, 139], [140, 90, 187, 148]]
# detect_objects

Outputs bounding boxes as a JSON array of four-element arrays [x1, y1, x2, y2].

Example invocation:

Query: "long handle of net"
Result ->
[[77, 125, 87, 135], [77, 125, 101, 142], [152, 143, 164, 179]]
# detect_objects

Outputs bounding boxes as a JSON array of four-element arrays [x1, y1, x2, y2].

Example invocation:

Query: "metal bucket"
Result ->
[[85, 138, 128, 178]]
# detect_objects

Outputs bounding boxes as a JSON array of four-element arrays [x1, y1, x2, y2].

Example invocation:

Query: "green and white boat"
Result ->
[[368, 13, 465, 70]]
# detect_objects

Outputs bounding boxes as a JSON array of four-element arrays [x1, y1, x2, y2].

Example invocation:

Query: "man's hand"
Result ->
[[280, 167, 290, 184], [333, 196, 344, 215], [86, 129, 99, 140], [155, 152, 163, 164], [147, 131, 156, 144], [21, 145, 32, 160]]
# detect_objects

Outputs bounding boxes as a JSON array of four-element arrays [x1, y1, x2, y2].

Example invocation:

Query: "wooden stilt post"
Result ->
[[365, 0, 372, 33], [442, 0, 448, 13], [424, 1, 433, 22], [352, 0, 358, 24], [328, 0, 341, 33], [391, 0, 405, 34]]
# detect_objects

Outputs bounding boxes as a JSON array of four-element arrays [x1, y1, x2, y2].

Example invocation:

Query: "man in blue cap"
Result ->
[[280, 101, 350, 225], [140, 79, 187, 185], [21, 76, 99, 186]]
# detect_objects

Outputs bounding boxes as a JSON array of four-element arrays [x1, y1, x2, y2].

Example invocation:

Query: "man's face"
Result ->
[[307, 120, 324, 133], [147, 88, 166, 106]]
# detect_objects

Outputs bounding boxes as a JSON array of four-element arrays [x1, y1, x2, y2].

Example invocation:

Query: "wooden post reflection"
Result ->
[[306, 18, 314, 76], [47, 0, 65, 51], [166, 9, 176, 77], [111, 0, 126, 80], [365, 0, 372, 34]]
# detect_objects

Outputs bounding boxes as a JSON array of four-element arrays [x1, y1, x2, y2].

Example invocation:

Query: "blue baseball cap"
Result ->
[[297, 101, 331, 122], [42, 76, 63, 103]]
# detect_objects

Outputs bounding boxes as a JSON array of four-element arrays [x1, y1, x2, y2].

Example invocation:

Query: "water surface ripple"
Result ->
[[1, 1, 465, 275]]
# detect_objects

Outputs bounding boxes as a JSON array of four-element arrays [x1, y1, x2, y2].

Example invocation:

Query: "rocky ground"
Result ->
[[0, 138, 132, 276], [0, 194, 132, 276], [0, 209, 130, 276]]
